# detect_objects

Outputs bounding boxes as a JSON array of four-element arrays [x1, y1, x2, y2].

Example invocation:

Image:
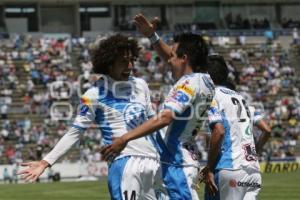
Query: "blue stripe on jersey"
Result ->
[[204, 171, 220, 200], [215, 111, 233, 170], [99, 86, 129, 112], [79, 105, 89, 116], [95, 108, 113, 145], [148, 131, 163, 154], [71, 124, 86, 132], [156, 107, 191, 165], [161, 163, 192, 200], [108, 156, 130, 200]]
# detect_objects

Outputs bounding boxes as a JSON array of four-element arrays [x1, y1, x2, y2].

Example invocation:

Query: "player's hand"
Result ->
[[17, 160, 49, 182], [100, 137, 128, 161], [134, 13, 159, 37], [205, 170, 218, 196]]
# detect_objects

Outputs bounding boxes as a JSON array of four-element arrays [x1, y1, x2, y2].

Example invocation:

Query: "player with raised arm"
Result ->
[[101, 14, 215, 200], [204, 55, 271, 200], [18, 34, 164, 200]]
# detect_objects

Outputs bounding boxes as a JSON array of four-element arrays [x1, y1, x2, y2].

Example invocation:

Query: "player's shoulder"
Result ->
[[130, 76, 149, 91], [82, 81, 100, 100], [216, 86, 239, 96], [199, 73, 214, 91], [174, 73, 199, 88], [131, 76, 147, 85]]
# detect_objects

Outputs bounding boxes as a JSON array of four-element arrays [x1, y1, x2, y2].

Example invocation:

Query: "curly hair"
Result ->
[[174, 33, 208, 72], [90, 34, 140, 74]]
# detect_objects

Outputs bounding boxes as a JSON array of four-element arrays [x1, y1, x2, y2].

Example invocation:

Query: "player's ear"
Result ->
[[182, 54, 189, 65]]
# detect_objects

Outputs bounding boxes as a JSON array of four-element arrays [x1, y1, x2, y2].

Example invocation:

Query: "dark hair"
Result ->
[[174, 33, 208, 72], [90, 34, 140, 74], [207, 54, 229, 85]]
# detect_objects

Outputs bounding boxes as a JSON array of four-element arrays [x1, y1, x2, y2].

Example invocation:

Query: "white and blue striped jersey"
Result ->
[[156, 73, 215, 167], [43, 75, 159, 165], [208, 86, 260, 171]]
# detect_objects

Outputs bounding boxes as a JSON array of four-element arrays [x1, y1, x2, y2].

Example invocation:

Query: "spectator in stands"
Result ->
[[1, 102, 8, 119], [293, 28, 298, 43], [3, 168, 11, 183], [5, 145, 15, 164]]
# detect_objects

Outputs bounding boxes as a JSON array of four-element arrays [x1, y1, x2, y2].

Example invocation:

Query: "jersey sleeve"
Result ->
[[249, 106, 264, 125], [42, 126, 82, 165], [43, 88, 98, 165], [207, 98, 223, 129], [253, 110, 264, 125], [163, 76, 197, 114], [72, 88, 97, 130]]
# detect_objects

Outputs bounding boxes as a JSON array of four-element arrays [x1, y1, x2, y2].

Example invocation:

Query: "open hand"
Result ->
[[17, 160, 49, 182], [134, 13, 159, 37]]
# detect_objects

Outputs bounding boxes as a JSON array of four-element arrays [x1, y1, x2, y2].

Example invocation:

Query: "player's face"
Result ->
[[168, 43, 186, 81], [109, 50, 135, 81]]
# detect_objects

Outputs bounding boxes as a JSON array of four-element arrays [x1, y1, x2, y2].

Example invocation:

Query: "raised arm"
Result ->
[[134, 14, 172, 62]]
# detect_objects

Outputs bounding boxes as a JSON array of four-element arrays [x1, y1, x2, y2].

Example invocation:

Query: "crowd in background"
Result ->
[[225, 13, 271, 30], [0, 34, 299, 172]]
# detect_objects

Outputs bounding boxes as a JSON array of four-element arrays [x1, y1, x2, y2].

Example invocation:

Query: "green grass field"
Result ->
[[1, 171, 300, 200]]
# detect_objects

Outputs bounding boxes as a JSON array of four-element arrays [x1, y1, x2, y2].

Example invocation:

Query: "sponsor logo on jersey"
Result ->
[[244, 125, 252, 137], [173, 90, 190, 103], [229, 179, 261, 188], [229, 179, 237, 187], [81, 96, 92, 106], [202, 76, 214, 91], [220, 88, 236, 95], [210, 99, 218, 107], [243, 144, 257, 161], [209, 107, 218, 115], [124, 103, 147, 129], [176, 84, 194, 96], [237, 181, 261, 188]]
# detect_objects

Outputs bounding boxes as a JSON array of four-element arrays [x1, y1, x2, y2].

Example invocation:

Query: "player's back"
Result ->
[[212, 86, 259, 170], [157, 73, 215, 166], [75, 75, 159, 160]]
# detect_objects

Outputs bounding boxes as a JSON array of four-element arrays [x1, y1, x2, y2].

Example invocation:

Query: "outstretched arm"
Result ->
[[134, 14, 172, 62], [18, 92, 96, 182], [17, 126, 83, 182]]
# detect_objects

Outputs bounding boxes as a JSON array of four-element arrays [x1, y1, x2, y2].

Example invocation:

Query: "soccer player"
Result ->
[[204, 55, 271, 200], [18, 34, 164, 200], [101, 14, 215, 200]]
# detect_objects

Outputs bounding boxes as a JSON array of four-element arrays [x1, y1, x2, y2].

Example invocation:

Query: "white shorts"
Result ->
[[107, 155, 200, 200], [205, 167, 261, 200], [108, 156, 162, 200]]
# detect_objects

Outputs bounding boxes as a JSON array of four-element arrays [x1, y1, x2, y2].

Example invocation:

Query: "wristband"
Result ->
[[149, 32, 160, 45]]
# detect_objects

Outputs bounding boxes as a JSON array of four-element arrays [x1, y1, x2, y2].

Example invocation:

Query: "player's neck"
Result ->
[[183, 66, 193, 75]]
